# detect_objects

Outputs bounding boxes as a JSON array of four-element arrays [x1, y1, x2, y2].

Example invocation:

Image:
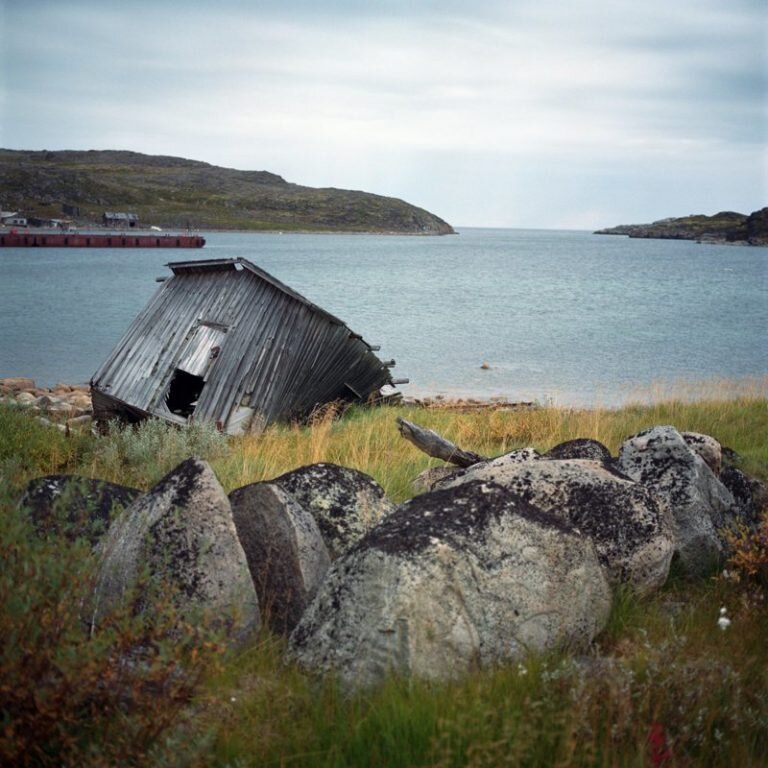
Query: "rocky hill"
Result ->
[[0, 149, 454, 235], [595, 208, 768, 246]]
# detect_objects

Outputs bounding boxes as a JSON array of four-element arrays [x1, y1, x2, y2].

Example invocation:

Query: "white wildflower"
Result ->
[[517, 663, 528, 676], [718, 615, 731, 631]]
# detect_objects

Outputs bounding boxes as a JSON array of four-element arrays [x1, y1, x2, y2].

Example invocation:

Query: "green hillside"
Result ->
[[0, 149, 455, 234]]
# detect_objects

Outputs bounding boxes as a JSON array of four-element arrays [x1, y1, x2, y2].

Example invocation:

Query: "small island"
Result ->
[[595, 207, 768, 246]]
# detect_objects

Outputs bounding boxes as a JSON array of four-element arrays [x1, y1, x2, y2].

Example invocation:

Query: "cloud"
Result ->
[[1, 0, 765, 226]]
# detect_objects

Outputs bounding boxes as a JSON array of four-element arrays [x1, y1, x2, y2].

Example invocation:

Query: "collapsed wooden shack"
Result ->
[[90, 257, 405, 434]]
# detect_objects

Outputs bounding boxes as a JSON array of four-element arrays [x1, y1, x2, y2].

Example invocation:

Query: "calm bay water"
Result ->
[[1, 228, 766, 406]]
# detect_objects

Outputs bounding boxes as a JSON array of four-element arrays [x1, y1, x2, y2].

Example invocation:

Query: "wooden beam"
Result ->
[[395, 417, 486, 467]]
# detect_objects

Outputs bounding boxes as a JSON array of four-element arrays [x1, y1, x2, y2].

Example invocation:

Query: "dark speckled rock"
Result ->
[[18, 475, 140, 547], [272, 463, 395, 558], [617, 426, 734, 577], [289, 480, 610, 687], [720, 466, 768, 533], [230, 482, 330, 634], [545, 439, 614, 467], [93, 458, 260, 637]]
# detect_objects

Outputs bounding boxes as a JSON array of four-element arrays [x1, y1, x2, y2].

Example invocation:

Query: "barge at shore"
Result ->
[[0, 231, 205, 248]]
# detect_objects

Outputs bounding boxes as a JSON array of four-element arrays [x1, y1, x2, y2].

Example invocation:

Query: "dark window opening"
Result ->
[[165, 369, 205, 418]]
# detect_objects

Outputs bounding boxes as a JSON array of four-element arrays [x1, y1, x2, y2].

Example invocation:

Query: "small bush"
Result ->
[[725, 511, 768, 588], [86, 418, 230, 488]]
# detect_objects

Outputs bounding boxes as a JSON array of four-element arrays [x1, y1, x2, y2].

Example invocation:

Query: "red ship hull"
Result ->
[[0, 232, 205, 248]]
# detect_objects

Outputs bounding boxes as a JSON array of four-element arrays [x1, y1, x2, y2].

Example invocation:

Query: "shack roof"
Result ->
[[166, 257, 349, 329]]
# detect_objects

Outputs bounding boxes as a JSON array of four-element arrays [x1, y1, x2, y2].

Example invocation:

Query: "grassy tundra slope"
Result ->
[[0, 149, 455, 234], [1, 387, 767, 766]]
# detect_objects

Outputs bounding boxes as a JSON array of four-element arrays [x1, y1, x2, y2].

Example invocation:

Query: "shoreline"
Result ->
[[0, 225, 457, 238], [3, 376, 767, 427]]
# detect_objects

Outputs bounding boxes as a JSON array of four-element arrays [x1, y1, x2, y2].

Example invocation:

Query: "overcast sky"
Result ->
[[1, 0, 765, 228]]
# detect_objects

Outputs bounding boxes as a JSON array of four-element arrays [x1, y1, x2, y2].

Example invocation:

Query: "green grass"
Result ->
[[1, 386, 767, 766], [186, 576, 767, 767]]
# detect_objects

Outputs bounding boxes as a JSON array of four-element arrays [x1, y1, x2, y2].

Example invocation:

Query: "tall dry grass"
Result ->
[[209, 378, 768, 502]]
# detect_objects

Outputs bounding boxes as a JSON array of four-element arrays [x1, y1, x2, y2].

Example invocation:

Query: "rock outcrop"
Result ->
[[272, 463, 395, 559], [617, 426, 735, 576], [230, 482, 331, 633], [93, 458, 259, 636], [594, 207, 768, 246], [289, 481, 612, 687]]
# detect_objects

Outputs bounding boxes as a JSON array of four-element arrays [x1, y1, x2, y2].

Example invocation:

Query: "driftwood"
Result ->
[[395, 417, 487, 468]]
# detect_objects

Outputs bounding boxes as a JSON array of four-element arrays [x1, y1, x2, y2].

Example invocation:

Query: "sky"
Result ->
[[0, 0, 765, 229]]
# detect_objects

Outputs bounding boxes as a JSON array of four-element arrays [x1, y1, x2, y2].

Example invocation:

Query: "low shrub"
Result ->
[[725, 511, 768, 589], [0, 491, 224, 767]]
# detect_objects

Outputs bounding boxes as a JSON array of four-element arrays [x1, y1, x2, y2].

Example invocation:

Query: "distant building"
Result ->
[[62, 204, 81, 217], [27, 216, 55, 228], [1, 212, 28, 227], [103, 212, 139, 228]]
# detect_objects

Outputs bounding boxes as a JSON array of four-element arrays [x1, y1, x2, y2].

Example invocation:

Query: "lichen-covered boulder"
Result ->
[[93, 458, 259, 637], [272, 463, 395, 558], [230, 482, 331, 633], [617, 426, 735, 576], [545, 438, 614, 467], [682, 432, 723, 476], [18, 475, 140, 547], [436, 457, 674, 593], [289, 481, 611, 687]]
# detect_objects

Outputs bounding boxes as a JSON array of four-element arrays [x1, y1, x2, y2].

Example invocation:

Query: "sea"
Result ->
[[1, 228, 766, 407]]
